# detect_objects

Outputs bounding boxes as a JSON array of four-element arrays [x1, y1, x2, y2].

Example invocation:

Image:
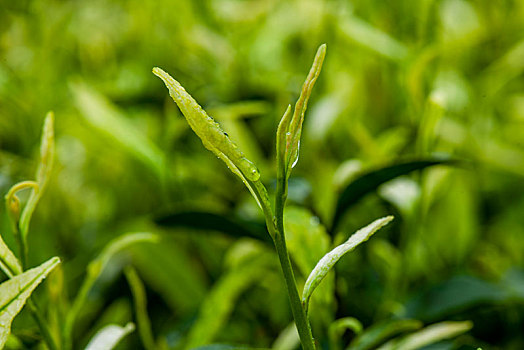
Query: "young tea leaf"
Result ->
[[84, 322, 135, 350], [276, 44, 326, 179], [153, 67, 270, 211], [19, 112, 55, 241], [302, 216, 393, 311], [0, 256, 60, 349]]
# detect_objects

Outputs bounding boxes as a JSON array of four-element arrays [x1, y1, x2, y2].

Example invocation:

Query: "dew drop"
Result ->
[[291, 141, 300, 168]]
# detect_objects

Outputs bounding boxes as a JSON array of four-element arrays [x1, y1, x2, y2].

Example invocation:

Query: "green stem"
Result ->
[[63, 275, 95, 350], [27, 299, 59, 350], [274, 176, 316, 350]]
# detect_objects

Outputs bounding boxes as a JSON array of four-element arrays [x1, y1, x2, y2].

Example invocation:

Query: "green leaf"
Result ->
[[302, 216, 393, 311], [124, 267, 156, 350], [185, 243, 274, 348], [404, 275, 507, 321], [0, 256, 60, 349], [64, 233, 159, 350], [19, 112, 55, 241], [277, 44, 326, 179], [193, 345, 269, 350], [377, 321, 473, 350], [0, 234, 22, 277], [84, 322, 135, 350], [70, 82, 166, 179], [332, 158, 455, 231], [329, 317, 363, 350], [153, 67, 270, 212], [155, 211, 271, 243], [284, 207, 333, 323], [348, 319, 423, 350]]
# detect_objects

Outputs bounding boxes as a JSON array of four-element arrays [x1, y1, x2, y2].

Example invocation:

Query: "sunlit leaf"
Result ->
[[153, 67, 273, 219], [84, 322, 135, 350], [302, 216, 393, 310], [0, 256, 60, 349]]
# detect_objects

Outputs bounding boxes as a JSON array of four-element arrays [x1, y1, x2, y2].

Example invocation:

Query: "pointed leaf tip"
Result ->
[[302, 216, 393, 310]]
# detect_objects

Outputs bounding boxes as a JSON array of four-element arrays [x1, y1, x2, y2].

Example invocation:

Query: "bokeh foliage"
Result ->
[[1, 0, 524, 349]]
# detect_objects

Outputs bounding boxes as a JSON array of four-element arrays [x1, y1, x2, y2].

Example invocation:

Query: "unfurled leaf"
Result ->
[[277, 44, 326, 179], [84, 322, 135, 350], [0, 256, 60, 349], [153, 67, 272, 214], [348, 319, 423, 350], [377, 321, 473, 350], [302, 216, 393, 310], [332, 158, 455, 231]]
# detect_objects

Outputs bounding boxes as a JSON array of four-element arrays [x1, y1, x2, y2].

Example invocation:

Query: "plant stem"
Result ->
[[274, 176, 316, 350], [27, 299, 59, 350]]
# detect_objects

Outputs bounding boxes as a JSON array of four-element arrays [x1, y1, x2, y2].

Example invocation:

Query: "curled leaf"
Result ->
[[4, 181, 39, 235], [302, 216, 394, 310]]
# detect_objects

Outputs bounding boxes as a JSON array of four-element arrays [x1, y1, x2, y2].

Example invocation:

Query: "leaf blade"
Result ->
[[302, 216, 393, 310], [155, 211, 271, 243], [0, 256, 60, 348], [84, 323, 135, 350], [332, 158, 455, 230]]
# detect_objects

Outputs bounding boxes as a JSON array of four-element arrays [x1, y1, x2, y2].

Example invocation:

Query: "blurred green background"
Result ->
[[1, 0, 524, 349]]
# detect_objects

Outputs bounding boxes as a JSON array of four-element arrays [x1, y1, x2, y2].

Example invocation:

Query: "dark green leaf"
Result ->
[[332, 158, 456, 231], [155, 211, 271, 243]]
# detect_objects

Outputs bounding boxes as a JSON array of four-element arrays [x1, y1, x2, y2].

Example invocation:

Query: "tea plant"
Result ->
[[0, 114, 156, 349], [153, 45, 472, 349]]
